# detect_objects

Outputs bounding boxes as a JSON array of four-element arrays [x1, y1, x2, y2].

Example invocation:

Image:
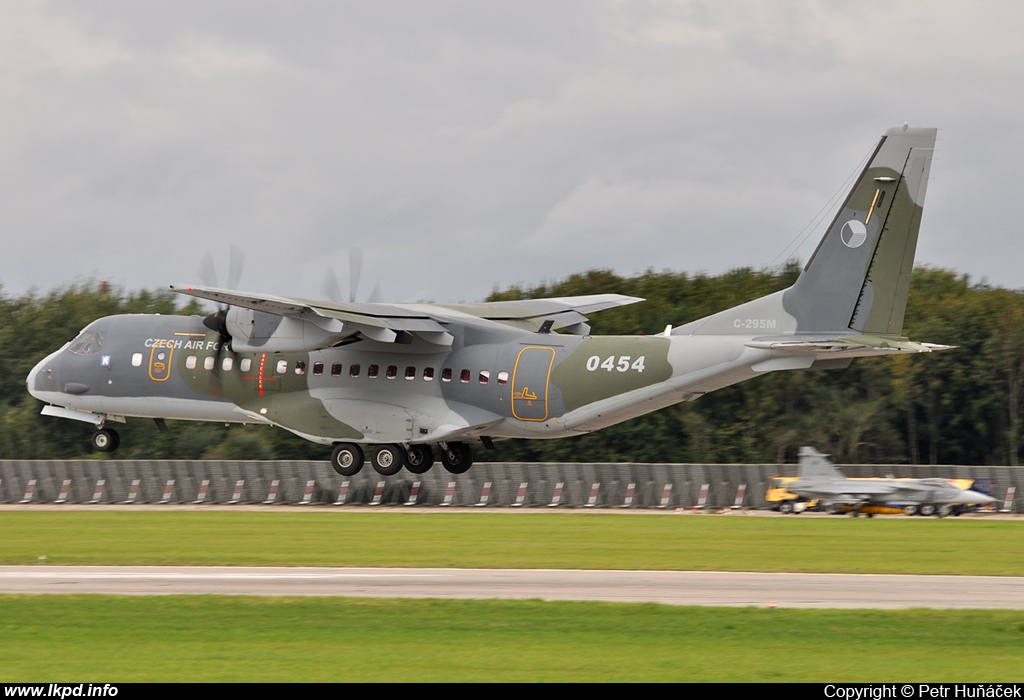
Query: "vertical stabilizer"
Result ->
[[797, 446, 845, 480], [674, 127, 936, 338], [784, 126, 936, 334]]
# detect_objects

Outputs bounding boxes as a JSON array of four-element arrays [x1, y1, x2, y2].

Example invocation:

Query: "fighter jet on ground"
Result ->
[[28, 126, 947, 476], [787, 447, 996, 517]]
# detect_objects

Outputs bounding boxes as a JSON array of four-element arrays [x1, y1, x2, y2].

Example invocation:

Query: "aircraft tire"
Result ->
[[405, 444, 434, 474], [920, 504, 936, 517], [371, 444, 405, 476], [904, 504, 918, 516], [331, 443, 364, 476], [441, 442, 473, 474], [90, 428, 120, 453]]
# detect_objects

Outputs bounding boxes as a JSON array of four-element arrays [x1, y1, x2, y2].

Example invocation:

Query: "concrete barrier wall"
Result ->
[[0, 460, 1020, 511]]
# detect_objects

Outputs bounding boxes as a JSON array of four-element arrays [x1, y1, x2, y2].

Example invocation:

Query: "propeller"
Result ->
[[199, 244, 246, 351], [321, 247, 382, 303]]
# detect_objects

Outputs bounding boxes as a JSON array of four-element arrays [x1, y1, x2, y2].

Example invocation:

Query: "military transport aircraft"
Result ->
[[28, 126, 947, 477], [786, 447, 996, 517]]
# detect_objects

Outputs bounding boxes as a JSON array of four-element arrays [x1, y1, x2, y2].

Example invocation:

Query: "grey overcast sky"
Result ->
[[2, 1, 1022, 305]]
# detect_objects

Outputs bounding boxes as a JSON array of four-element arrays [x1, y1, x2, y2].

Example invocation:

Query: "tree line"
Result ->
[[2, 264, 1022, 465]]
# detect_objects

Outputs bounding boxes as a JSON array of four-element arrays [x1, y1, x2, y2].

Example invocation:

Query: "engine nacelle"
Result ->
[[225, 308, 352, 353]]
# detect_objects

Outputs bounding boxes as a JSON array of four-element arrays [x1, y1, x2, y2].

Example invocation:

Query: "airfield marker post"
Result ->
[[370, 481, 385, 506], [123, 479, 140, 504], [584, 482, 601, 508], [404, 481, 421, 506], [55, 479, 71, 504], [657, 483, 673, 509], [228, 480, 245, 504], [1001, 486, 1016, 513], [475, 481, 492, 507], [511, 482, 528, 507], [441, 481, 457, 506], [734, 484, 747, 508], [159, 480, 175, 504], [696, 483, 710, 511], [333, 481, 350, 506], [548, 482, 565, 507], [87, 479, 106, 504], [299, 480, 316, 505], [193, 479, 210, 504], [620, 482, 636, 508], [20, 479, 36, 504], [263, 479, 280, 505]]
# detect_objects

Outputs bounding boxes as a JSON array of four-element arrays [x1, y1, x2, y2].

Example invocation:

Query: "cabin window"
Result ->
[[460, 369, 471, 384], [349, 364, 361, 377], [131, 353, 142, 367], [386, 365, 398, 379], [331, 363, 342, 376], [423, 367, 434, 381], [222, 357, 233, 371], [441, 368, 452, 382], [312, 362, 324, 376], [479, 370, 490, 384], [204, 356, 216, 371], [276, 360, 288, 374], [295, 360, 306, 375], [405, 366, 416, 380], [368, 364, 379, 379], [497, 371, 509, 386], [186, 356, 197, 370], [240, 358, 252, 373]]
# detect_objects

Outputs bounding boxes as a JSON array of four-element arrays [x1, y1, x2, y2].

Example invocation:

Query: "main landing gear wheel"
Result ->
[[371, 444, 405, 476], [919, 504, 937, 517], [331, 443, 364, 476], [90, 428, 120, 453], [904, 504, 918, 516], [440, 442, 473, 474], [405, 444, 435, 474]]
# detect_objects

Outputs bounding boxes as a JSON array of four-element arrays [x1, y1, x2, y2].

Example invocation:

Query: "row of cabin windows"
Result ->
[[312, 361, 509, 386], [131, 352, 508, 385]]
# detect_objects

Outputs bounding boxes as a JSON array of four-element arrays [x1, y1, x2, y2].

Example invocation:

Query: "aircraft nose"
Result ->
[[27, 349, 62, 401], [953, 489, 996, 505]]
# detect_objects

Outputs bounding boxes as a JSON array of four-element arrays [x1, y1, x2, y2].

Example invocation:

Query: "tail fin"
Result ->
[[797, 446, 845, 480], [784, 126, 936, 334], [675, 126, 936, 337]]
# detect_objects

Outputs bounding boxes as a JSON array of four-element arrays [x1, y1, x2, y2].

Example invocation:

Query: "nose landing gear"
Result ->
[[90, 428, 120, 453]]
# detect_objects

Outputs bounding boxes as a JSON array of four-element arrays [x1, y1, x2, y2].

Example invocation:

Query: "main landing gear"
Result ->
[[90, 428, 120, 453], [329, 441, 473, 476]]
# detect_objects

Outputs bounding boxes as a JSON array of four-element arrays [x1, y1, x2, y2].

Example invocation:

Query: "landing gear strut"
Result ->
[[90, 428, 120, 453]]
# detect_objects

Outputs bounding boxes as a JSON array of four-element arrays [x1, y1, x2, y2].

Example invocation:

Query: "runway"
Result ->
[[2, 566, 1023, 609]]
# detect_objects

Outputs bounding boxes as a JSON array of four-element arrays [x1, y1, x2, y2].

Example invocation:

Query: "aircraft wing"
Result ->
[[436, 294, 644, 333], [170, 286, 642, 345]]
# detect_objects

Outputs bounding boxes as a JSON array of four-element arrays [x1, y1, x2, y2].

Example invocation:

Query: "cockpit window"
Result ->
[[68, 331, 103, 355]]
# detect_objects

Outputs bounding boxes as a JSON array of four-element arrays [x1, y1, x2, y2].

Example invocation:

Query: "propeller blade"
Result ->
[[198, 253, 218, 288], [367, 280, 383, 304], [227, 244, 245, 291], [321, 268, 343, 302], [348, 247, 364, 303]]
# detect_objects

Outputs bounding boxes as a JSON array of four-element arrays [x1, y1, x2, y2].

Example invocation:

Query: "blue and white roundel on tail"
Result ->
[[840, 219, 867, 248]]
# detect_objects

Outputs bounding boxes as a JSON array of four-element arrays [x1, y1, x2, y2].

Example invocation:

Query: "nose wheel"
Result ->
[[90, 428, 120, 453]]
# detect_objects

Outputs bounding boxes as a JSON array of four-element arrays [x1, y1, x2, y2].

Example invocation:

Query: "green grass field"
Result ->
[[1, 509, 1022, 682], [0, 509, 1021, 575], [1, 596, 1022, 682]]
